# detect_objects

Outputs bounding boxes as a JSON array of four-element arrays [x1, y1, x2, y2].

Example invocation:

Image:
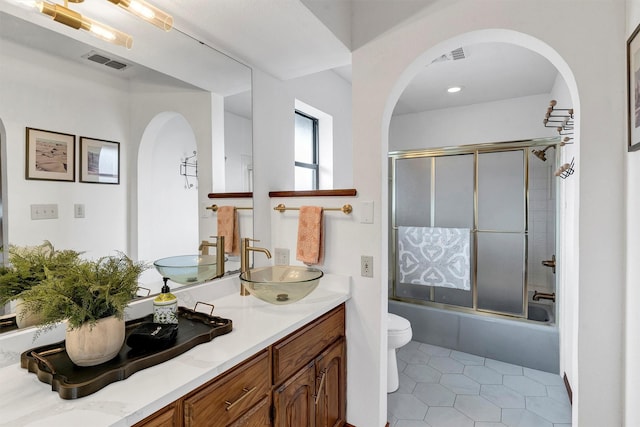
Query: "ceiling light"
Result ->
[[447, 86, 462, 93], [37, 1, 133, 48], [107, 0, 173, 31]]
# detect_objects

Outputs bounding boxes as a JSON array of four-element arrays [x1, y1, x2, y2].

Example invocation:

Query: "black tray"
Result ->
[[0, 314, 18, 334], [20, 306, 232, 399]]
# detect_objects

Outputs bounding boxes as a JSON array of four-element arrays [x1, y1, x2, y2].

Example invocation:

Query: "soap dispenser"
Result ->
[[154, 278, 178, 324]]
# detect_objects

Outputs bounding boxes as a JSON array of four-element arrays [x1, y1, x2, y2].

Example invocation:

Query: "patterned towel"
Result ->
[[217, 206, 239, 256], [296, 206, 324, 265], [398, 226, 470, 291]]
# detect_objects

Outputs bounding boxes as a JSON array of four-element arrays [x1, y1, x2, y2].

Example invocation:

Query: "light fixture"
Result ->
[[447, 86, 462, 93], [37, 1, 133, 48], [107, 0, 173, 31]]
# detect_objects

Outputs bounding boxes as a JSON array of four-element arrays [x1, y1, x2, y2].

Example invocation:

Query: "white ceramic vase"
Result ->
[[14, 298, 44, 329], [65, 316, 125, 366]]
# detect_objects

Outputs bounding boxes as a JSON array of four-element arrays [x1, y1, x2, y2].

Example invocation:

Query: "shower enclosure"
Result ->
[[389, 138, 558, 321]]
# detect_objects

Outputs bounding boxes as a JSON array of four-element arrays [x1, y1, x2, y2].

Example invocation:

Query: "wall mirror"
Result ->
[[0, 3, 252, 331]]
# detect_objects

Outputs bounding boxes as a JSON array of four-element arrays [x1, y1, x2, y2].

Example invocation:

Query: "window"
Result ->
[[294, 110, 319, 190]]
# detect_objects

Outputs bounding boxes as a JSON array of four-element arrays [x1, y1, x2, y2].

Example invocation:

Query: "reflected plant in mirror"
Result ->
[[0, 241, 82, 329]]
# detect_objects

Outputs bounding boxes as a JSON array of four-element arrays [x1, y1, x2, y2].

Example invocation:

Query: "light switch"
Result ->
[[361, 201, 374, 224], [30, 204, 58, 220], [74, 204, 85, 218]]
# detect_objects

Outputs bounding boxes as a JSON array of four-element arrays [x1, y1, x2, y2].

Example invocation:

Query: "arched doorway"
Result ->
[[382, 29, 579, 423], [137, 112, 198, 291]]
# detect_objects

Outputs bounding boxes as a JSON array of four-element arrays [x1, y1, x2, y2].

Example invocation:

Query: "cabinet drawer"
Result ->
[[273, 304, 345, 385], [228, 396, 271, 427], [133, 402, 179, 427], [184, 350, 270, 427]]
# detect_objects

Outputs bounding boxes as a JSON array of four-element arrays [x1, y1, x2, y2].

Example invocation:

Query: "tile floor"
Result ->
[[387, 341, 572, 427]]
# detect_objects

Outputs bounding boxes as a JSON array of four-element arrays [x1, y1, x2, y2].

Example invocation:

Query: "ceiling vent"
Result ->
[[431, 47, 466, 64], [83, 51, 130, 71]]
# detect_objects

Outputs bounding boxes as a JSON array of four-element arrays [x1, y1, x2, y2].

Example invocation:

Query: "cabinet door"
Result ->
[[315, 338, 346, 427], [273, 361, 316, 427]]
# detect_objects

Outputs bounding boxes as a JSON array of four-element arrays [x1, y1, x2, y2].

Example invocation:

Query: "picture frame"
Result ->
[[26, 127, 76, 182], [628, 22, 640, 151], [79, 137, 120, 184]]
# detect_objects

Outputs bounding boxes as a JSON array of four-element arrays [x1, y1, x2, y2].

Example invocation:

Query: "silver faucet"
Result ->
[[199, 236, 225, 278], [240, 238, 272, 296]]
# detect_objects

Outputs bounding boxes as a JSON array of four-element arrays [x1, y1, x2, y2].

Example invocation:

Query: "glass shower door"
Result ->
[[476, 150, 526, 316]]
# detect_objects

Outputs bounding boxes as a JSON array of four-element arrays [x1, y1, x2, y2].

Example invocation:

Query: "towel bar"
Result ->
[[207, 205, 253, 212], [273, 203, 352, 214]]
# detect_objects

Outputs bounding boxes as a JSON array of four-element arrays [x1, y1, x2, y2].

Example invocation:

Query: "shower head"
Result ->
[[532, 145, 554, 162]]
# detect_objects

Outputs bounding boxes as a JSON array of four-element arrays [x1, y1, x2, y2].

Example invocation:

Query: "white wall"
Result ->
[[265, 69, 353, 191], [626, 2, 640, 426], [0, 37, 129, 258], [224, 111, 252, 192], [390, 93, 557, 150], [349, 1, 624, 426]]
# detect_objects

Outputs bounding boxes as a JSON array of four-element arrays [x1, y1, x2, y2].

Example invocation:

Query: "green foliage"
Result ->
[[19, 253, 148, 330], [0, 241, 83, 307]]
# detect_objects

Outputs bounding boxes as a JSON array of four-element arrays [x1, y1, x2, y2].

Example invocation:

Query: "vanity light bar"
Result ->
[[107, 0, 173, 31], [37, 1, 133, 48]]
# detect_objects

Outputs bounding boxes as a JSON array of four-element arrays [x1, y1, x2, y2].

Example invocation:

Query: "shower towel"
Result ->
[[296, 206, 324, 265], [217, 206, 240, 256], [398, 226, 470, 291]]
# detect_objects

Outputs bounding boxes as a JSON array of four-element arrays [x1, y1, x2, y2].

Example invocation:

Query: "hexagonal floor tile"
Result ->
[[413, 383, 456, 407], [388, 393, 429, 421], [404, 364, 442, 383], [480, 384, 526, 409], [454, 395, 501, 422], [425, 407, 474, 427], [463, 365, 503, 385], [428, 356, 464, 374], [440, 374, 480, 395]]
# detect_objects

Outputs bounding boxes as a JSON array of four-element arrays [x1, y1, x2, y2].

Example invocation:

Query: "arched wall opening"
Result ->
[[381, 28, 580, 417], [137, 112, 198, 292]]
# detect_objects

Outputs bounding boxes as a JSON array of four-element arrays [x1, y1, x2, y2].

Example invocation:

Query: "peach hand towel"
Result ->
[[217, 206, 240, 256], [296, 206, 324, 265]]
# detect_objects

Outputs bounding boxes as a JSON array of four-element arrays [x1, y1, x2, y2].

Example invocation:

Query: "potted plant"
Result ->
[[0, 241, 82, 328], [20, 253, 148, 366]]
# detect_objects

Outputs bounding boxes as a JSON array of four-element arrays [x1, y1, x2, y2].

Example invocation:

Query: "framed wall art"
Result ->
[[25, 127, 75, 182], [79, 137, 120, 184], [628, 22, 640, 151]]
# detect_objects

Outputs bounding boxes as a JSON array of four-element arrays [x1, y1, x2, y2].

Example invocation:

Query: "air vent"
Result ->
[[450, 47, 465, 60], [86, 53, 110, 64], [105, 60, 127, 70], [431, 47, 467, 64], [82, 51, 130, 71]]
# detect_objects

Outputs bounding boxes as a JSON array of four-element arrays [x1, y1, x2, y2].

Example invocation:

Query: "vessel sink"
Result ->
[[239, 265, 323, 304], [154, 255, 220, 285]]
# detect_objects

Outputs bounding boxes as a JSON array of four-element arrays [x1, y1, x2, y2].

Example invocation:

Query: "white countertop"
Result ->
[[0, 273, 350, 427]]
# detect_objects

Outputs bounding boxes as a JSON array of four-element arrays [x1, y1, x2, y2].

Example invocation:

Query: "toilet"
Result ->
[[387, 312, 413, 393]]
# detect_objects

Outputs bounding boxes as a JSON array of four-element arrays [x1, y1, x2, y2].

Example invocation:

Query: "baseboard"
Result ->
[[345, 422, 387, 426], [563, 372, 573, 405]]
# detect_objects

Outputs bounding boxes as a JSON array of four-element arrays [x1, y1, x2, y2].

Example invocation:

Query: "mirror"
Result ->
[[0, 3, 252, 328]]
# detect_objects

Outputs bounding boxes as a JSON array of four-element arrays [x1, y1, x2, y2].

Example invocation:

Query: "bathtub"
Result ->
[[389, 300, 559, 373]]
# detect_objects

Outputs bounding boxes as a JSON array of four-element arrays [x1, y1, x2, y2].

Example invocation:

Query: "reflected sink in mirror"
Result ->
[[239, 266, 323, 305], [154, 255, 221, 285]]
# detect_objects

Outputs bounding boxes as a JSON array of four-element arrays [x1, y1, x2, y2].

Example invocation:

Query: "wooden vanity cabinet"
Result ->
[[272, 305, 346, 427], [135, 303, 346, 427]]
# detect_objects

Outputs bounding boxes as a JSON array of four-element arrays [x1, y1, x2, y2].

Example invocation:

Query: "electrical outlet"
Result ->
[[361, 255, 373, 278], [274, 248, 290, 266]]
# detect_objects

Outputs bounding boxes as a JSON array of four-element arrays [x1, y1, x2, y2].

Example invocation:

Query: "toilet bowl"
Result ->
[[387, 312, 412, 393]]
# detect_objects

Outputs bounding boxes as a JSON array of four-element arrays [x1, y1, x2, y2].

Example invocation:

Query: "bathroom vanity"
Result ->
[[0, 274, 350, 426]]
